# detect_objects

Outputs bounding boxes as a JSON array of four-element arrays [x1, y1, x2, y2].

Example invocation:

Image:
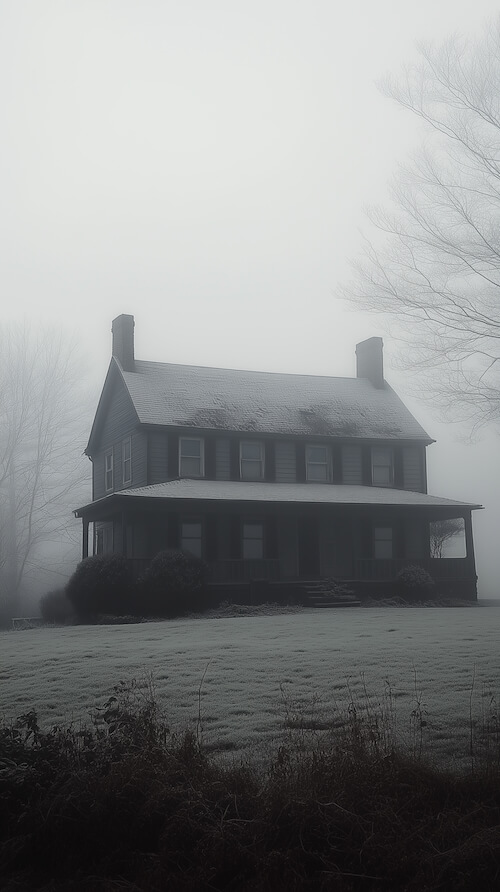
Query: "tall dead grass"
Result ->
[[1, 676, 500, 890]]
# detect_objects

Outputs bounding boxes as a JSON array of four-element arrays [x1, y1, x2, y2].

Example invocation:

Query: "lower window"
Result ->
[[242, 522, 264, 559], [374, 526, 393, 559], [181, 520, 202, 558]]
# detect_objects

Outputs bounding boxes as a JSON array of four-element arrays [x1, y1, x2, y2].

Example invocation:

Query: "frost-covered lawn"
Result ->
[[2, 607, 499, 769]]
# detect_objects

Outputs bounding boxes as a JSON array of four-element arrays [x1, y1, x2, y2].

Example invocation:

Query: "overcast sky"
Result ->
[[1, 0, 499, 595]]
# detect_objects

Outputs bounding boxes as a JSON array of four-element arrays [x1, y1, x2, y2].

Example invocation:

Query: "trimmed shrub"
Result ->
[[39, 588, 74, 624], [138, 549, 208, 617], [396, 564, 436, 602], [66, 555, 133, 619]]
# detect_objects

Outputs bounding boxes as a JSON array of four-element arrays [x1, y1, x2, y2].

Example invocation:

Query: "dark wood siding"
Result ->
[[332, 444, 342, 483], [230, 440, 240, 480], [341, 445, 362, 484], [148, 433, 168, 484], [361, 447, 372, 485], [92, 377, 145, 500], [205, 437, 216, 480], [167, 434, 179, 479], [403, 446, 425, 492], [394, 447, 404, 488], [275, 441, 296, 482], [295, 443, 306, 483], [215, 438, 231, 480], [264, 441, 276, 481]]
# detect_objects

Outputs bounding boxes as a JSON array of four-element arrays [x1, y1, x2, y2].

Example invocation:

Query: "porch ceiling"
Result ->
[[75, 479, 482, 518]]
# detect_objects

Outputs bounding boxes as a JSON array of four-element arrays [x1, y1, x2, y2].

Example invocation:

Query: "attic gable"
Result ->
[[86, 358, 140, 457]]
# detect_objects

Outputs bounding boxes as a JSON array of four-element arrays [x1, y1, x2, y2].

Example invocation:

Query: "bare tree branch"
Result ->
[[341, 21, 500, 427], [0, 324, 90, 621]]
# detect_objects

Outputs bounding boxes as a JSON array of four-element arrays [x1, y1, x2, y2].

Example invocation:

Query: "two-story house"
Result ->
[[75, 314, 481, 599]]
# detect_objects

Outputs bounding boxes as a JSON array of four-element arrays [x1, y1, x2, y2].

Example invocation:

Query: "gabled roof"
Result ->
[[86, 359, 139, 456], [75, 479, 481, 516], [115, 359, 431, 442]]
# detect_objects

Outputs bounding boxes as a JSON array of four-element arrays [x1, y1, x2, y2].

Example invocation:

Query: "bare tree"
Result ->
[[0, 324, 89, 623], [342, 21, 500, 428], [430, 519, 464, 558]]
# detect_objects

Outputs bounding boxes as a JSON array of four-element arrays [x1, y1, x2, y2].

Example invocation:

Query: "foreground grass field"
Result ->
[[2, 606, 500, 770], [2, 606, 500, 890], [2, 664, 500, 891]]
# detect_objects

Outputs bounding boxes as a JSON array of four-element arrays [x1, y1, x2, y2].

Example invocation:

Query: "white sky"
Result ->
[[1, 1, 499, 595]]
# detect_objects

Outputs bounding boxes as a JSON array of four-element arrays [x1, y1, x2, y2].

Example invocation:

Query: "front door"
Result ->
[[298, 517, 320, 577]]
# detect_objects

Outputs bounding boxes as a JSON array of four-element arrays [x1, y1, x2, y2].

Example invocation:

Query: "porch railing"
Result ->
[[208, 559, 280, 584], [354, 557, 471, 581], [126, 557, 280, 584]]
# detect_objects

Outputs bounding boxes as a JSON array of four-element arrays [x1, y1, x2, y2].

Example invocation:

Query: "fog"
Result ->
[[1, 1, 498, 602]]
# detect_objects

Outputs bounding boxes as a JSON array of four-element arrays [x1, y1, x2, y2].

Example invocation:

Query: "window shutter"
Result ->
[[205, 514, 217, 561], [167, 513, 179, 549], [265, 441, 275, 481], [361, 518, 372, 558], [394, 448, 403, 488], [265, 515, 278, 559], [393, 522, 404, 559], [230, 440, 240, 480], [230, 515, 241, 558], [332, 444, 341, 483], [362, 447, 372, 485], [296, 443, 306, 482], [168, 434, 179, 479], [205, 437, 216, 480]]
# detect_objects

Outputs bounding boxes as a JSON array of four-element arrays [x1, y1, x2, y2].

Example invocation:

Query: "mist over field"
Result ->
[[1, 1, 499, 607]]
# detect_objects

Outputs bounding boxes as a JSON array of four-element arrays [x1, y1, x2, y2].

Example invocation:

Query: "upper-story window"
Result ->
[[105, 450, 113, 492], [371, 447, 394, 487], [122, 437, 132, 485], [240, 440, 264, 480], [306, 444, 331, 482], [179, 437, 204, 477]]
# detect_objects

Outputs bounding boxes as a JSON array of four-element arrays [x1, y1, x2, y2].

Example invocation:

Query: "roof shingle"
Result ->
[[120, 360, 431, 441]]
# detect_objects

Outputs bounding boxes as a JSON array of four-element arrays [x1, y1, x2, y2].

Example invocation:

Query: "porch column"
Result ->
[[82, 518, 89, 559], [464, 512, 476, 573]]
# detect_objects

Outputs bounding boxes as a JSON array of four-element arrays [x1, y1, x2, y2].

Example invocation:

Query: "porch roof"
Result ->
[[75, 480, 482, 516]]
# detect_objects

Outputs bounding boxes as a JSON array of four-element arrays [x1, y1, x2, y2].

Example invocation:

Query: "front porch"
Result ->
[[75, 482, 481, 601]]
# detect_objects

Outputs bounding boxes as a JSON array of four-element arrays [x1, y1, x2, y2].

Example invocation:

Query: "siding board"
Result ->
[[216, 438, 231, 480], [275, 441, 297, 483], [403, 446, 424, 492], [341, 445, 362, 485], [92, 377, 144, 499], [148, 433, 168, 484]]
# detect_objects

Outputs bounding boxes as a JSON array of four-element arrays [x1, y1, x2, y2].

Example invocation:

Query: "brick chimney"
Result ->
[[355, 337, 384, 389], [112, 314, 135, 372]]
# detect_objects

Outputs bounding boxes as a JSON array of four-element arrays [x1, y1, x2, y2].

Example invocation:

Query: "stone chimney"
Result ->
[[355, 337, 384, 389], [112, 314, 135, 372]]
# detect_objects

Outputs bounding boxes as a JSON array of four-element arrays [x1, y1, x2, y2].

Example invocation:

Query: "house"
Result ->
[[75, 314, 481, 600]]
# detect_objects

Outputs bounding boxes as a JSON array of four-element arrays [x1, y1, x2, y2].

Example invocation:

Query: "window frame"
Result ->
[[104, 449, 114, 492], [371, 446, 394, 487], [242, 519, 264, 560], [240, 440, 265, 481], [305, 443, 332, 482], [122, 436, 132, 485], [180, 517, 203, 558], [179, 437, 205, 478], [374, 526, 393, 559]]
